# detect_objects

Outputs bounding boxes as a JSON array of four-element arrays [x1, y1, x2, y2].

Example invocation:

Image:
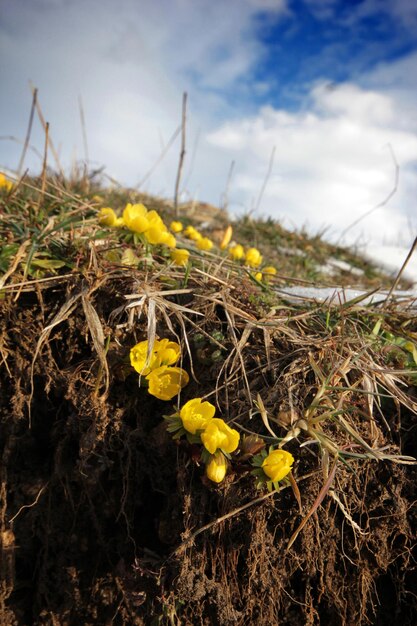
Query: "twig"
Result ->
[[338, 144, 399, 243], [78, 95, 89, 165], [30, 83, 65, 178], [174, 91, 187, 217], [254, 145, 276, 213], [17, 87, 37, 176], [383, 235, 417, 309], [40, 122, 49, 202]]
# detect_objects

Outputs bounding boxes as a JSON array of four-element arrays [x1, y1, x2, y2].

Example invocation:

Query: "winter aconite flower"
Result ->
[[261, 449, 294, 482], [130, 339, 180, 375], [184, 225, 202, 242], [171, 249, 190, 266], [162, 232, 177, 248], [98, 207, 124, 227], [180, 398, 216, 434], [206, 451, 228, 483], [170, 220, 183, 233], [144, 211, 169, 244], [0, 172, 13, 192], [201, 418, 240, 455], [262, 266, 277, 282], [123, 203, 150, 233], [228, 244, 245, 261], [197, 237, 213, 251], [146, 366, 189, 400], [245, 247, 263, 268], [130, 340, 158, 375]]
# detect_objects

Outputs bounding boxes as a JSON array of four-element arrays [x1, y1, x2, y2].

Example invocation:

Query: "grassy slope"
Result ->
[[1, 175, 417, 625]]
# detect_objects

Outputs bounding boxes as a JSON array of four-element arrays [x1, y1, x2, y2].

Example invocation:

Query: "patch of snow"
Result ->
[[275, 285, 417, 308], [360, 244, 417, 286], [316, 257, 365, 277]]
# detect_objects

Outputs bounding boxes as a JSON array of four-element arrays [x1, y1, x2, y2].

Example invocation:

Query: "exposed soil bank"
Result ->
[[1, 275, 416, 626]]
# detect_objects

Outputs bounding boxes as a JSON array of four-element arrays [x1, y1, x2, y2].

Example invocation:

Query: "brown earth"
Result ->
[[1, 270, 416, 626]]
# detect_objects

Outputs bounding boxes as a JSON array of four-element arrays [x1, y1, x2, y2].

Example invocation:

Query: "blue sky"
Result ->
[[1, 0, 417, 246]]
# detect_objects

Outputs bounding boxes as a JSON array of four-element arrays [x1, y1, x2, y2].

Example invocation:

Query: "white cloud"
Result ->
[[206, 81, 417, 244], [1, 0, 416, 248], [0, 0, 288, 182]]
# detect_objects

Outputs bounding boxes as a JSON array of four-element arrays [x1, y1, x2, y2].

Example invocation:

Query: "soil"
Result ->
[[1, 274, 416, 626]]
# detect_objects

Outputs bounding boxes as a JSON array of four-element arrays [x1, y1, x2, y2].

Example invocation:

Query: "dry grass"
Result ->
[[1, 173, 417, 625]]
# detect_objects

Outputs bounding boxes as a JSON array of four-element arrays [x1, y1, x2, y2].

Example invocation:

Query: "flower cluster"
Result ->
[[219, 227, 277, 283], [98, 203, 177, 248], [165, 397, 240, 483], [182, 225, 214, 252], [130, 339, 189, 401], [97, 205, 276, 283], [129, 340, 295, 489]]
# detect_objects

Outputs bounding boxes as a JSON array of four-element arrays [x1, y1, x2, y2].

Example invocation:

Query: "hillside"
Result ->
[[1, 172, 417, 626]]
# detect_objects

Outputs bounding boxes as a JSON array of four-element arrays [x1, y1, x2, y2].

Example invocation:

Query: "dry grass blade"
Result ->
[[29, 290, 83, 423], [255, 393, 280, 438], [0, 240, 31, 290], [81, 294, 109, 397], [287, 457, 338, 551], [288, 471, 303, 515]]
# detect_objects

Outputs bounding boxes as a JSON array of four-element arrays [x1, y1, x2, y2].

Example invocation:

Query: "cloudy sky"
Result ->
[[1, 0, 417, 246]]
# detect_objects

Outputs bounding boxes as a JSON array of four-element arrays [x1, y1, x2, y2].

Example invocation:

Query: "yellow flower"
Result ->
[[156, 339, 181, 367], [184, 225, 202, 242], [0, 172, 13, 191], [98, 207, 123, 227], [184, 225, 197, 238], [159, 232, 177, 248], [180, 398, 216, 434], [253, 272, 263, 281], [262, 266, 277, 282], [245, 247, 263, 268], [206, 451, 228, 483], [170, 220, 183, 233], [262, 449, 294, 482], [130, 340, 159, 375], [130, 339, 180, 375], [220, 225, 233, 250], [145, 225, 167, 244], [171, 248, 190, 266], [201, 418, 240, 455], [123, 203, 149, 233], [144, 211, 169, 244], [197, 237, 213, 251], [228, 244, 245, 261], [146, 366, 189, 400]]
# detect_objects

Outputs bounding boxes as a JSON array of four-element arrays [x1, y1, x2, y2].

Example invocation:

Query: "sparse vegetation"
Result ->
[[1, 171, 416, 625]]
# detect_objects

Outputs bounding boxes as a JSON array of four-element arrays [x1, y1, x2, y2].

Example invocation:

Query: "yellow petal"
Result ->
[[262, 449, 294, 482], [220, 225, 233, 250], [171, 249, 190, 266], [206, 452, 227, 483]]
